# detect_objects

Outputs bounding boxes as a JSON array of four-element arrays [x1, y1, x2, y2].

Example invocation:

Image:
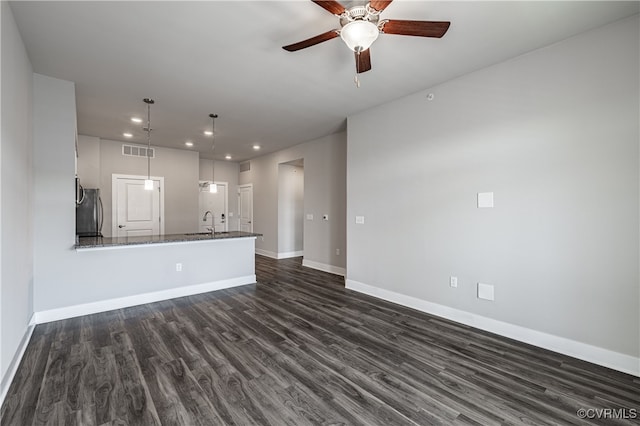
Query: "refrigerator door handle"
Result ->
[[98, 196, 104, 235], [77, 184, 85, 206]]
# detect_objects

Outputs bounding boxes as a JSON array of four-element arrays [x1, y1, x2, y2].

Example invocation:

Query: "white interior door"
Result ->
[[238, 184, 253, 233], [199, 181, 228, 233], [113, 175, 163, 238]]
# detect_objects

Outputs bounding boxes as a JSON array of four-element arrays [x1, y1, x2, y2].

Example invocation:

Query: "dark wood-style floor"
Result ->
[[2, 256, 639, 425]]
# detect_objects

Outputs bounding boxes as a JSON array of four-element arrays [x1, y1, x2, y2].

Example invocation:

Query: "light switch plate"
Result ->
[[355, 216, 365, 224], [477, 192, 494, 208], [306, 214, 314, 220], [477, 283, 494, 301]]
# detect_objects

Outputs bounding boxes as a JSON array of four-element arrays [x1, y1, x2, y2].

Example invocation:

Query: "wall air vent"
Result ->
[[240, 161, 250, 172], [122, 144, 155, 159]]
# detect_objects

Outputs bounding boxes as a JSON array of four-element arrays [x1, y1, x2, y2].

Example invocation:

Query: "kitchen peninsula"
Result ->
[[75, 230, 261, 250], [34, 231, 262, 324]]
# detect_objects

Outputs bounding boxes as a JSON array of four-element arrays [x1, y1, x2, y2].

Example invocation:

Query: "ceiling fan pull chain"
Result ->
[[354, 50, 361, 88]]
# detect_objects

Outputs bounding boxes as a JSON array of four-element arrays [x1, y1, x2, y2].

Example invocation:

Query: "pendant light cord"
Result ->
[[354, 49, 361, 88], [143, 98, 155, 181], [209, 113, 218, 187]]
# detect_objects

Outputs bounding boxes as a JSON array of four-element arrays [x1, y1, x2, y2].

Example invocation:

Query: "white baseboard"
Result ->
[[1, 318, 36, 407], [255, 249, 304, 260], [277, 250, 304, 259], [34, 275, 256, 324], [346, 279, 640, 377], [255, 248, 278, 259], [303, 259, 346, 277]]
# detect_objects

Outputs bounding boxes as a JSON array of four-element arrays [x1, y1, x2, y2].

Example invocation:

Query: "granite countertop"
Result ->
[[75, 231, 262, 250]]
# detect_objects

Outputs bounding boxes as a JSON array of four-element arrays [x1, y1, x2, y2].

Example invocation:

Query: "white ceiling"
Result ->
[[10, 1, 639, 162]]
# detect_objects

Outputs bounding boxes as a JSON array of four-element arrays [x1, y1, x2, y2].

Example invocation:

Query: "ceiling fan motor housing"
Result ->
[[339, 4, 381, 27]]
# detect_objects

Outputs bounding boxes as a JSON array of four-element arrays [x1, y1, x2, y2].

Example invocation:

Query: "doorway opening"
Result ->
[[277, 159, 304, 258]]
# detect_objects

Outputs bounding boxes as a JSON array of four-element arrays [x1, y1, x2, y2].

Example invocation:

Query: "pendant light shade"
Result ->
[[209, 113, 218, 193], [143, 98, 155, 191]]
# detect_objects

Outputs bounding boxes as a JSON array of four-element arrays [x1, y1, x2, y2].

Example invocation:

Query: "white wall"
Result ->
[[32, 74, 77, 312], [303, 134, 347, 272], [1, 0, 34, 391], [76, 134, 100, 188], [240, 132, 346, 272], [278, 163, 304, 254], [347, 16, 639, 372]]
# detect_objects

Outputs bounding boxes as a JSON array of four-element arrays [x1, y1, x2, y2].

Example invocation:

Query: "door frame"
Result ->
[[112, 173, 165, 237], [238, 183, 253, 233], [199, 180, 229, 232]]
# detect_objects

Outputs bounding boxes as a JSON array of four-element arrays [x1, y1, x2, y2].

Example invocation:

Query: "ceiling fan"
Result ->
[[282, 0, 450, 86]]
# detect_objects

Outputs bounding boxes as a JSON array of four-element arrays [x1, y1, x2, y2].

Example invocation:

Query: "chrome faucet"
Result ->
[[203, 211, 214, 235]]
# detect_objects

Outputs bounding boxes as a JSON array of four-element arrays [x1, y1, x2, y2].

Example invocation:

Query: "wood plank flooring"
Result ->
[[2, 255, 639, 425]]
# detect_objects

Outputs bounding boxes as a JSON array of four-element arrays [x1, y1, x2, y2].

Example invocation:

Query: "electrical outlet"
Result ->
[[355, 216, 365, 224], [336, 248, 340, 256], [450, 276, 458, 288], [176, 263, 182, 272]]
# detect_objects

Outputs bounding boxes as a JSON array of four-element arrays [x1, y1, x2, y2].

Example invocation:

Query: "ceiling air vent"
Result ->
[[122, 144, 155, 159], [240, 161, 250, 172]]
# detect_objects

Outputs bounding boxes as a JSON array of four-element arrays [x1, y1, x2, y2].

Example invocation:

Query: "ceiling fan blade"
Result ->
[[355, 49, 372, 73], [311, 0, 346, 16], [380, 20, 450, 38], [282, 30, 339, 52], [369, 0, 393, 13]]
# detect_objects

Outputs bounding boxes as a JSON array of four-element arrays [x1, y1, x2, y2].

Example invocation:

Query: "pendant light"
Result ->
[[143, 98, 155, 190], [209, 113, 218, 193]]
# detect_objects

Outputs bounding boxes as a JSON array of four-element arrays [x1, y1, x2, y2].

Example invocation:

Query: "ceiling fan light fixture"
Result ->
[[340, 20, 379, 52]]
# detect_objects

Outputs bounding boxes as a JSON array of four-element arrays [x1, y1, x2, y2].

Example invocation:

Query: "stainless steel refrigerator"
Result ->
[[76, 188, 103, 237]]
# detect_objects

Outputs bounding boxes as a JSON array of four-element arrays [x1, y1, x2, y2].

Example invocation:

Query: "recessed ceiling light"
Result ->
[[131, 117, 143, 123], [253, 144, 261, 150], [185, 141, 194, 147], [123, 132, 133, 138], [204, 130, 213, 136], [225, 155, 232, 160]]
